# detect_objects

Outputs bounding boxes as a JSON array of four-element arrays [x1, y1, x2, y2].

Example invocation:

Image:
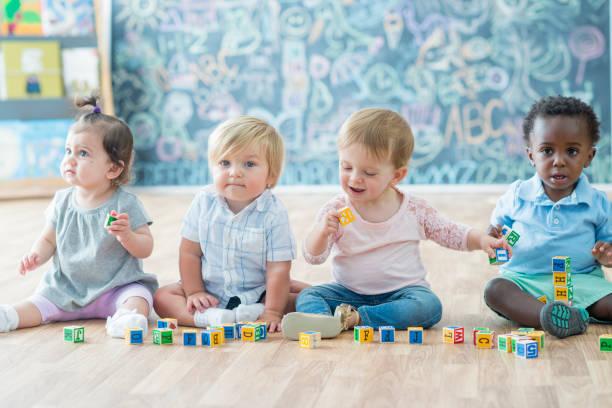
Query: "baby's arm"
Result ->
[[260, 260, 291, 332], [466, 229, 512, 259], [106, 211, 153, 258], [19, 223, 56, 275], [179, 238, 218, 313], [412, 196, 510, 258]]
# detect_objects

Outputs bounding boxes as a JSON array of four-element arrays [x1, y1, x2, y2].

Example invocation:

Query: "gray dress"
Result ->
[[36, 187, 159, 311]]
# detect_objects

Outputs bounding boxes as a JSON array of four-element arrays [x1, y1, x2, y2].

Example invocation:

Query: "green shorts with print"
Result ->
[[495, 267, 612, 323]]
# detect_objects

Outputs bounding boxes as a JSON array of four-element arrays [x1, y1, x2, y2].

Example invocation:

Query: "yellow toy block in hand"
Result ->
[[338, 206, 355, 226]]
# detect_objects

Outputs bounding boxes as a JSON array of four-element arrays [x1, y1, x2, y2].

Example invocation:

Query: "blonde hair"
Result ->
[[338, 108, 414, 169], [208, 116, 285, 187]]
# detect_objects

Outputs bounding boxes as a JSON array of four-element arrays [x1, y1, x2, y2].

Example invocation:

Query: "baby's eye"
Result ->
[[65, 147, 72, 155], [567, 148, 578, 156], [78, 150, 88, 158], [364, 171, 377, 177], [245, 161, 256, 168], [219, 160, 230, 167], [342, 165, 352, 171], [542, 147, 553, 155]]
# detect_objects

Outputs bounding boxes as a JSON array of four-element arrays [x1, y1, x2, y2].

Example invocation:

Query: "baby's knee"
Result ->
[[483, 278, 509, 306]]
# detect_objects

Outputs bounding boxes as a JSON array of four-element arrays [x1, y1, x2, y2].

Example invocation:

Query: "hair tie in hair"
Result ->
[[93, 105, 102, 114]]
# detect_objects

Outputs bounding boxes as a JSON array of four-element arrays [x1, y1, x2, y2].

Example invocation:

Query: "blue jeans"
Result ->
[[296, 283, 443, 329]]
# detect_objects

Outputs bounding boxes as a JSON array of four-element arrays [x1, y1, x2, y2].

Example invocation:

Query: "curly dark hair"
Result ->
[[522, 96, 600, 145], [72, 94, 134, 186]]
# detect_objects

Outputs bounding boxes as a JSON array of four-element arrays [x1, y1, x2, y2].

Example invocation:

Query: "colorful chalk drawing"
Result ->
[[108, 0, 610, 185]]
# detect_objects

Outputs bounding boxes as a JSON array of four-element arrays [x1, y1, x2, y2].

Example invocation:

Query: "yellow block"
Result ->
[[354, 326, 374, 343], [537, 295, 547, 303], [339, 207, 356, 226], [475, 331, 494, 349], [554, 286, 570, 302], [241, 326, 256, 342]]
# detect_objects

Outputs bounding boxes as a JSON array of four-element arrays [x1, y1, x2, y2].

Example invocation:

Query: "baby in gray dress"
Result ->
[[0, 95, 158, 338]]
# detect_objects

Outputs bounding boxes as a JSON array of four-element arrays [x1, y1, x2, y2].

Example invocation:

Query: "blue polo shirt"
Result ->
[[491, 174, 611, 275]]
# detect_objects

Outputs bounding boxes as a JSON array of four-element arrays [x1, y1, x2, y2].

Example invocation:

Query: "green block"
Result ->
[[498, 336, 509, 352], [505, 230, 520, 246], [153, 329, 173, 345], [64, 326, 85, 343], [600, 336, 612, 352], [105, 213, 117, 227]]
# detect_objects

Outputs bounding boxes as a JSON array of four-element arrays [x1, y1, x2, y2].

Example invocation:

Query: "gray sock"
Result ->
[[540, 301, 589, 339]]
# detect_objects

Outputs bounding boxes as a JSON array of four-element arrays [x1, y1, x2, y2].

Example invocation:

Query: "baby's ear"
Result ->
[[107, 160, 125, 181], [391, 166, 408, 185], [584, 147, 596, 168]]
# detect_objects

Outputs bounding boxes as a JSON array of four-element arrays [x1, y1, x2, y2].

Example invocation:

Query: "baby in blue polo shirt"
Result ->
[[154, 116, 308, 332], [484, 96, 611, 338]]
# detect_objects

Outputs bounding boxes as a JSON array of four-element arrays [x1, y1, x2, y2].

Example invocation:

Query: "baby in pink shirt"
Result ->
[[281, 108, 511, 339]]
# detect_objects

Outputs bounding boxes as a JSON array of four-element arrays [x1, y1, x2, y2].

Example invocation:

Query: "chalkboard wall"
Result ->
[[111, 0, 611, 186]]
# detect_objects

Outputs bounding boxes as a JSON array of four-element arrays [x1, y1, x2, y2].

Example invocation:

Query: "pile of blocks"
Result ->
[[348, 326, 424, 344], [552, 256, 573, 305], [489, 225, 520, 265]]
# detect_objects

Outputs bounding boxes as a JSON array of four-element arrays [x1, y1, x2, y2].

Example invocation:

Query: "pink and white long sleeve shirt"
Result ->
[[303, 189, 471, 294]]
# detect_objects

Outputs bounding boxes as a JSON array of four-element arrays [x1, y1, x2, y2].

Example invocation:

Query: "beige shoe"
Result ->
[[334, 304, 360, 330], [281, 312, 342, 340]]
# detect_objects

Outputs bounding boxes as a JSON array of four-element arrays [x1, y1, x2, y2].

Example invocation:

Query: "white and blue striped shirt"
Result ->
[[181, 186, 296, 307]]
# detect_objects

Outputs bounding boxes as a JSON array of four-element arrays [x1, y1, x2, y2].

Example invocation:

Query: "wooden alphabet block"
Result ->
[[378, 326, 395, 343], [64, 326, 85, 343], [443, 326, 464, 344], [152, 328, 173, 345], [104, 213, 117, 227], [497, 334, 513, 353], [551, 256, 571, 272], [489, 248, 509, 265], [408, 327, 424, 344], [182, 329, 198, 346], [600, 334, 612, 352], [353, 326, 374, 343], [338, 206, 355, 226], [516, 339, 538, 359], [299, 331, 321, 349], [475, 330, 495, 349], [157, 318, 178, 331], [554, 284, 574, 303], [501, 225, 520, 247], [553, 271, 572, 286], [125, 327, 144, 345], [240, 325, 263, 342], [526, 330, 545, 350], [472, 327, 490, 345]]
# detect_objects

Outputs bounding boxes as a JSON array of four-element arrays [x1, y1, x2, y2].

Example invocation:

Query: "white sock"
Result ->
[[105, 308, 148, 338], [235, 303, 265, 322], [193, 308, 235, 328], [0, 305, 19, 332]]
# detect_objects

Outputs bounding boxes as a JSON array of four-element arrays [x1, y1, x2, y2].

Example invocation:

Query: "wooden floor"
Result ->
[[0, 190, 610, 407]]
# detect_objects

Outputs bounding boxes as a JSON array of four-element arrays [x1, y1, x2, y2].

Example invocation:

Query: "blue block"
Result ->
[[495, 248, 509, 262], [409, 330, 423, 344], [552, 258, 566, 272], [129, 330, 143, 344], [183, 332, 197, 346], [526, 342, 538, 358], [235, 323, 244, 339], [255, 324, 267, 340], [157, 320, 169, 329], [379, 326, 395, 343], [223, 325, 236, 339], [201, 331, 211, 346]]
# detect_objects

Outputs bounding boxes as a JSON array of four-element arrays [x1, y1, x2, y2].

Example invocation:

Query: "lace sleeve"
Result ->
[[407, 196, 470, 250], [302, 195, 345, 264]]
